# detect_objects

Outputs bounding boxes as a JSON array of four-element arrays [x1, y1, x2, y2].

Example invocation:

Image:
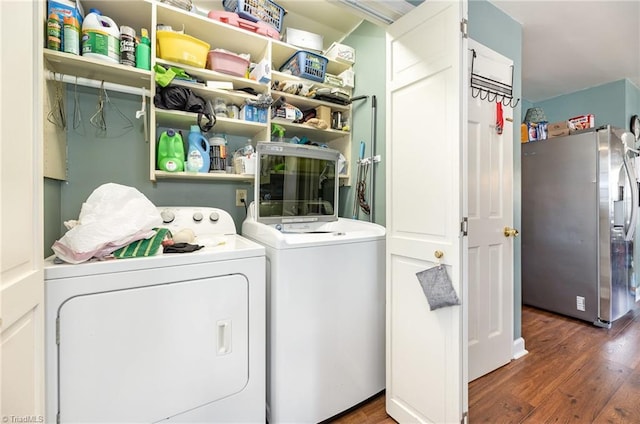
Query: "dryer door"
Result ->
[[57, 274, 248, 423]]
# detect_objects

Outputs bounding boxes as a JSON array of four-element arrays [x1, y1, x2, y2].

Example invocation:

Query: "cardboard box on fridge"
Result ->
[[567, 114, 595, 131], [548, 120, 570, 138]]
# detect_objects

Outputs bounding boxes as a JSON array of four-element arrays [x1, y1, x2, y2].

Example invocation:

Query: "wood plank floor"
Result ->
[[331, 304, 640, 423]]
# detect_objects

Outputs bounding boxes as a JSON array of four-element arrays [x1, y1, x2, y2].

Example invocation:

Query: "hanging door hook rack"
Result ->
[[469, 49, 520, 108]]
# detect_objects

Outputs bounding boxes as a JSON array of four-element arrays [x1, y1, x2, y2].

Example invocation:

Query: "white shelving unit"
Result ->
[[43, 0, 355, 185]]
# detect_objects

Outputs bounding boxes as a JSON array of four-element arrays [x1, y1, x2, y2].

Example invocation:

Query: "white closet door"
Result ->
[[1, 0, 45, 420], [386, 1, 468, 423]]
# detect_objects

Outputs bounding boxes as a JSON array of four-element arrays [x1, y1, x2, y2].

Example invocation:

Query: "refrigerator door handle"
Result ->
[[623, 154, 638, 241]]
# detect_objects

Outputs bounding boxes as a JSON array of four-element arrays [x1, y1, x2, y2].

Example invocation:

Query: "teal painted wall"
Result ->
[[469, 0, 524, 340], [340, 21, 386, 225], [43, 86, 254, 256], [534, 79, 626, 128]]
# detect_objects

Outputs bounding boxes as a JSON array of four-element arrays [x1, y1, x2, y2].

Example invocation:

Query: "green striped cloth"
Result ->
[[113, 228, 170, 259]]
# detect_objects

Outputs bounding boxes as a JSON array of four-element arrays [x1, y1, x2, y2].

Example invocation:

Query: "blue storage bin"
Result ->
[[279, 50, 328, 83], [222, 0, 285, 32]]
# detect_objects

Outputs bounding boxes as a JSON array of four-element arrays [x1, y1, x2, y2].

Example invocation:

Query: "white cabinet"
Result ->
[[42, 0, 354, 185]]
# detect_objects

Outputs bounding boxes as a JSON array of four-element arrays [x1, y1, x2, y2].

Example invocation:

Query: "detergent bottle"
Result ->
[[186, 125, 210, 173], [157, 129, 185, 172], [82, 9, 120, 63]]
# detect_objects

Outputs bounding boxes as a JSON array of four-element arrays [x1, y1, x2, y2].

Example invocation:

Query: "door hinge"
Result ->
[[461, 217, 468, 236], [460, 19, 468, 38], [56, 317, 60, 345]]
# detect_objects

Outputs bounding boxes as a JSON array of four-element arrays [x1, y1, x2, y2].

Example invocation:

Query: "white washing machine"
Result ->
[[44, 207, 265, 424], [243, 205, 385, 424], [242, 143, 386, 423]]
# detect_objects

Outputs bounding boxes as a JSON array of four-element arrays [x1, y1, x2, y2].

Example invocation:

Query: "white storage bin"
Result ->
[[325, 42, 355, 64], [285, 27, 323, 52]]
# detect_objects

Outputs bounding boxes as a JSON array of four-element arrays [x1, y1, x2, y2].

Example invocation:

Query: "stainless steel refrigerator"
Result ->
[[522, 125, 638, 328]]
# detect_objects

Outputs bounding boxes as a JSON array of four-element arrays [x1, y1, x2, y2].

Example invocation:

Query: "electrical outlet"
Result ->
[[236, 189, 247, 207], [576, 296, 585, 311]]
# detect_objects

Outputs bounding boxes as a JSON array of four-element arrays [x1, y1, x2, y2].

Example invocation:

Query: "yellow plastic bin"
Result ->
[[156, 31, 210, 68]]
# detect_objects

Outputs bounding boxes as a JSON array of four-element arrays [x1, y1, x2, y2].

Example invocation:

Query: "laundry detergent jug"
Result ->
[[82, 8, 120, 63], [157, 129, 185, 172], [186, 125, 210, 173]]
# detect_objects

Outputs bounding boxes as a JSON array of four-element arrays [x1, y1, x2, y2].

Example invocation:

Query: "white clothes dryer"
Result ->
[[45, 207, 265, 424]]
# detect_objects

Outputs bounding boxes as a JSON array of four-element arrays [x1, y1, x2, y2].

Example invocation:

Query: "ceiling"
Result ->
[[491, 0, 640, 102]]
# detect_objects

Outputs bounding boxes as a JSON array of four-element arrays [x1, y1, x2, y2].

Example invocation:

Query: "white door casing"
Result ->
[[1, 0, 45, 421], [467, 40, 515, 382], [385, 1, 468, 423]]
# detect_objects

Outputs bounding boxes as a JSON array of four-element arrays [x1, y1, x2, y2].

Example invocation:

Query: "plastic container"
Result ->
[[206, 50, 249, 77], [157, 129, 185, 172], [222, 0, 285, 32], [119, 26, 136, 66], [156, 30, 209, 68], [82, 9, 120, 63], [207, 10, 280, 39], [324, 42, 355, 64], [279, 50, 328, 83], [186, 125, 211, 173], [135, 28, 151, 70]]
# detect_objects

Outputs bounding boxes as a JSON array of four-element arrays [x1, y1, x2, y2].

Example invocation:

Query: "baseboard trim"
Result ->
[[512, 337, 528, 360]]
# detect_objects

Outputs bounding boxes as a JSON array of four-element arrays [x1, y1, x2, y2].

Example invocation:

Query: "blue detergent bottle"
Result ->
[[186, 125, 210, 173], [157, 129, 185, 172]]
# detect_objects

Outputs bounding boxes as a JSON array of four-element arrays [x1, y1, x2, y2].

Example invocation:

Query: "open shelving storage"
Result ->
[[42, 0, 355, 185]]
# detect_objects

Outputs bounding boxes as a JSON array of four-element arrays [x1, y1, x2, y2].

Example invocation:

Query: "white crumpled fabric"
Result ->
[[52, 183, 162, 264]]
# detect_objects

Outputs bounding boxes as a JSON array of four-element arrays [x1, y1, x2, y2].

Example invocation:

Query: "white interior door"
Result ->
[[467, 40, 515, 382], [386, 1, 468, 423], [1, 0, 45, 420]]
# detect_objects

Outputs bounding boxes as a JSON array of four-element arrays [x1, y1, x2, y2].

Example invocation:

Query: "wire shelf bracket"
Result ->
[[469, 49, 520, 108]]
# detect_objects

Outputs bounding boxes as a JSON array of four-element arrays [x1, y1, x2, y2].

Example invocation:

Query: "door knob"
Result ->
[[504, 227, 519, 237]]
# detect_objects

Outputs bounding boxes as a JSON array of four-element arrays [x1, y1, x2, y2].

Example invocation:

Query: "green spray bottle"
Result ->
[[271, 123, 286, 143]]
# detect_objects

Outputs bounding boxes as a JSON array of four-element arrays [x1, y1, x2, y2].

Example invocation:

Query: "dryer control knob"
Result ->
[[160, 209, 175, 223], [209, 212, 220, 222], [193, 212, 204, 222]]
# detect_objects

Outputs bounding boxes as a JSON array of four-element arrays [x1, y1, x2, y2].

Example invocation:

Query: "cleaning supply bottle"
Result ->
[[271, 123, 286, 143], [119, 26, 136, 66], [209, 134, 227, 172], [62, 15, 80, 55], [135, 28, 151, 70], [82, 8, 120, 63], [157, 129, 185, 172], [186, 125, 210, 173]]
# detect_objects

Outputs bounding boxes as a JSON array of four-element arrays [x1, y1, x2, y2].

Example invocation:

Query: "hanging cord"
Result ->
[[47, 73, 66, 129], [357, 159, 371, 215]]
